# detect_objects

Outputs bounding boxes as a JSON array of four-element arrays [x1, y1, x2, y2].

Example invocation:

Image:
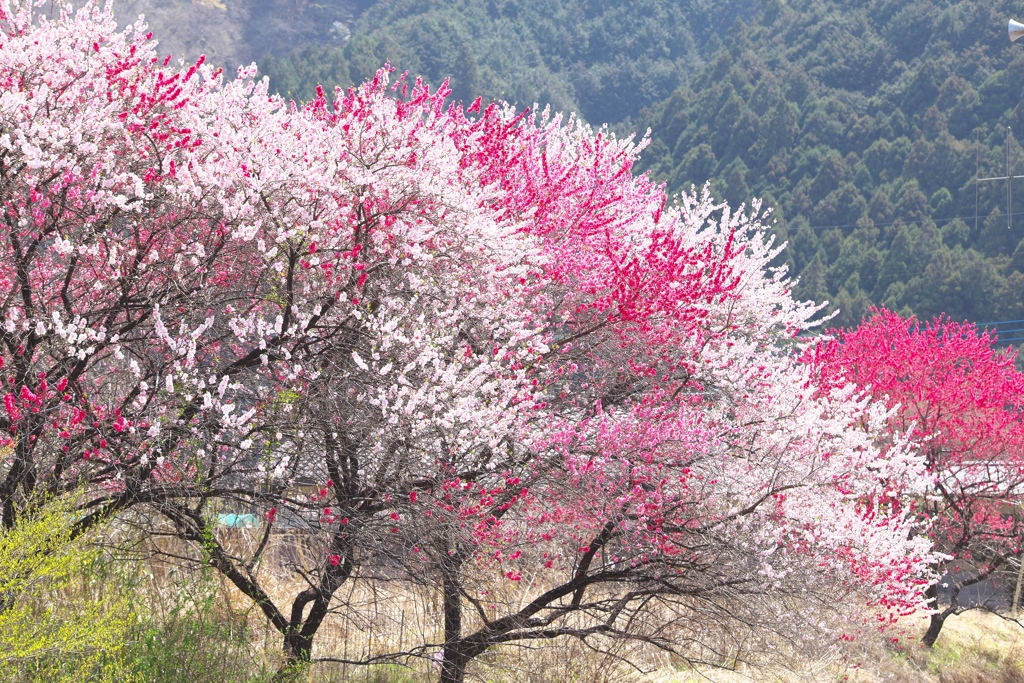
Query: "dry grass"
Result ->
[[100, 528, 1024, 683], [655, 611, 1024, 683]]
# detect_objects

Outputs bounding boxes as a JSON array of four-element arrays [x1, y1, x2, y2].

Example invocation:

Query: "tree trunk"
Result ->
[[439, 563, 468, 683], [283, 632, 313, 663], [272, 632, 314, 681], [439, 649, 470, 683], [922, 611, 946, 648], [921, 582, 947, 648]]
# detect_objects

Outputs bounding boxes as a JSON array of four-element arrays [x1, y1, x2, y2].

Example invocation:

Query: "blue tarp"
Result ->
[[216, 513, 259, 528]]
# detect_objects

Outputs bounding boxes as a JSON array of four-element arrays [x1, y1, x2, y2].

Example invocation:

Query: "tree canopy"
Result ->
[[809, 309, 1024, 646]]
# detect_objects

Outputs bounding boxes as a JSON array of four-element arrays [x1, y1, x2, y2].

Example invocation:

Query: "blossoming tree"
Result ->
[[809, 309, 1024, 646], [0, 1, 271, 531], [0, 1, 938, 679], [389, 189, 936, 682]]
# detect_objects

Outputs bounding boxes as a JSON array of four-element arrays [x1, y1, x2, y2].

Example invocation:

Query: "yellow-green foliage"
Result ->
[[0, 494, 137, 683]]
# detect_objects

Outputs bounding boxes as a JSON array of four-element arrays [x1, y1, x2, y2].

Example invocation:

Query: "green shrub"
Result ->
[[0, 495, 137, 683]]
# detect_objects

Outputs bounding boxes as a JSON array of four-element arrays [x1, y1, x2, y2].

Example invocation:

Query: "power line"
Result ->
[[980, 327, 1024, 335], [794, 209, 1024, 233], [754, 128, 1024, 234], [977, 318, 1024, 326]]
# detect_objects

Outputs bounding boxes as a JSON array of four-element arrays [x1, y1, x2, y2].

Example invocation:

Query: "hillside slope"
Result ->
[[640, 0, 1024, 330], [111, 0, 371, 72], [258, 0, 764, 128]]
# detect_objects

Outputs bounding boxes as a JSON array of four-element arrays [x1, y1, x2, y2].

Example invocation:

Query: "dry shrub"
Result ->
[[938, 661, 1024, 683]]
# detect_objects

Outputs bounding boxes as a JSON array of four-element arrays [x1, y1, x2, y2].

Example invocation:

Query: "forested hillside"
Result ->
[[640, 0, 1024, 330], [264, 0, 759, 128]]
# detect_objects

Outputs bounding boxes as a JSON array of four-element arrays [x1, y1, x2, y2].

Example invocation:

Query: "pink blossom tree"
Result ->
[[0, 0, 274, 530], [809, 309, 1024, 646], [0, 2, 938, 679]]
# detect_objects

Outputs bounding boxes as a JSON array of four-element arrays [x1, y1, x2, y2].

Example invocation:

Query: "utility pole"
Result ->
[[1013, 553, 1023, 616], [977, 128, 1023, 229]]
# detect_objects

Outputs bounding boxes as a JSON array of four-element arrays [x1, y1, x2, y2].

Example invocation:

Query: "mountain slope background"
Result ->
[[257, 0, 764, 130], [640, 0, 1024, 332], [111, 0, 373, 73], [115, 0, 1024, 335]]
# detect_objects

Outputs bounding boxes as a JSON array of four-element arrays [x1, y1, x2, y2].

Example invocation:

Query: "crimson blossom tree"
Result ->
[[0, 2, 938, 680], [809, 309, 1024, 647]]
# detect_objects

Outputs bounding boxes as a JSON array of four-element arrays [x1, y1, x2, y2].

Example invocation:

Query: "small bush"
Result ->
[[1, 494, 137, 683]]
